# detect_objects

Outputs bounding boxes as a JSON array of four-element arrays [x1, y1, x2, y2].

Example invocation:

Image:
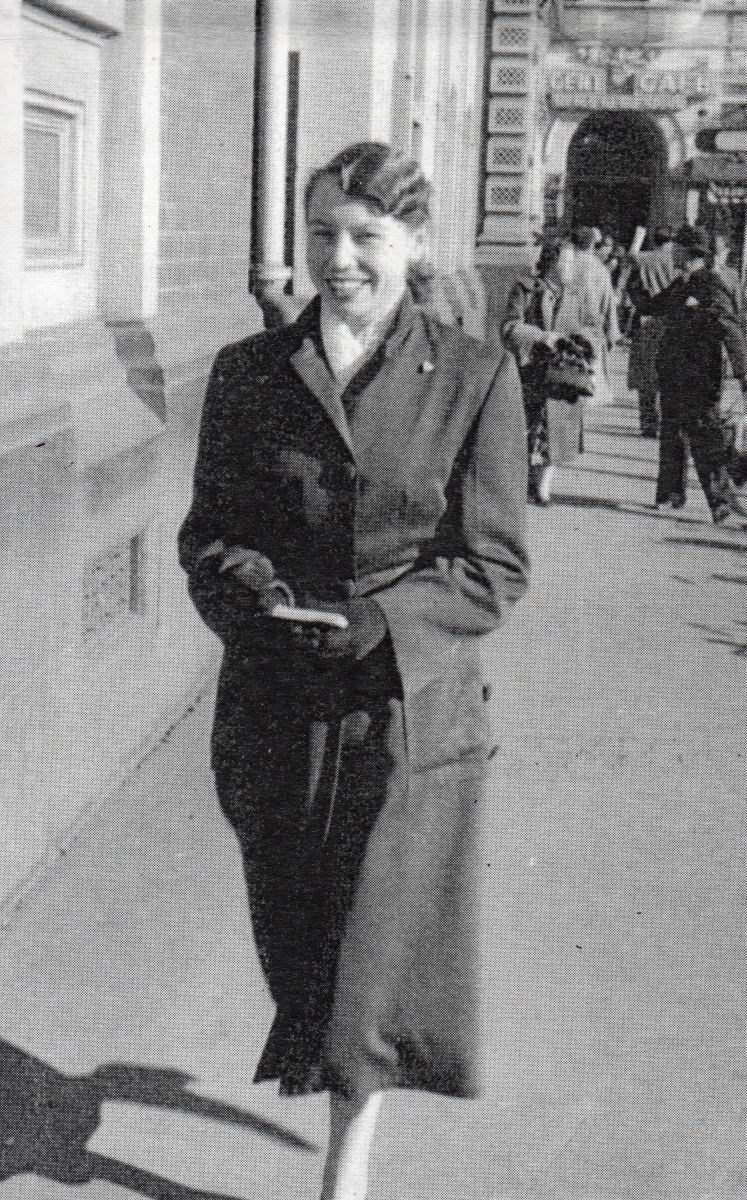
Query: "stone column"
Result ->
[[251, 0, 293, 319], [478, 0, 547, 257]]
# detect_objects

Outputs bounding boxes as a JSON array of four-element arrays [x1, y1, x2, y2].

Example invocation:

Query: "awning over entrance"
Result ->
[[706, 184, 747, 206], [687, 154, 747, 191]]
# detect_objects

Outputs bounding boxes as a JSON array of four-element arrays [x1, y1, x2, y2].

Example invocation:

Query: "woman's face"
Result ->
[[306, 175, 423, 330]]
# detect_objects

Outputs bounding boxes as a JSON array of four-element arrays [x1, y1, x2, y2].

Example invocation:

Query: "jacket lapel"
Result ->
[[287, 293, 419, 460], [289, 337, 355, 459], [541, 270, 563, 331]]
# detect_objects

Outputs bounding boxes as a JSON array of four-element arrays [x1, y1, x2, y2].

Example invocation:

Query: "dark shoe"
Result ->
[[714, 505, 747, 529], [657, 494, 685, 512]]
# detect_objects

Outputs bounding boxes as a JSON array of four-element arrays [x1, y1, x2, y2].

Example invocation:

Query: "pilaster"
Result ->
[[98, 0, 161, 321], [0, 0, 24, 344], [477, 0, 548, 262]]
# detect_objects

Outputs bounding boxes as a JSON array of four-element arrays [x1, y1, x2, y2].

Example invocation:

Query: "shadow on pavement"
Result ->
[[0, 1039, 317, 1199], [688, 622, 747, 656], [661, 535, 747, 554], [552, 494, 706, 523], [550, 493, 624, 512], [567, 464, 655, 483]]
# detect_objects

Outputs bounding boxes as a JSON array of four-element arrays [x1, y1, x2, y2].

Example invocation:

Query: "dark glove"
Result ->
[[190, 542, 290, 644], [287, 597, 388, 662]]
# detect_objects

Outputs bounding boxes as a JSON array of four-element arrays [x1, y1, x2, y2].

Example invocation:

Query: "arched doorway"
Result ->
[[566, 112, 668, 245]]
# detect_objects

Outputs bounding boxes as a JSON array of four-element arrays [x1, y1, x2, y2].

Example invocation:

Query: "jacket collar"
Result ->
[[289, 333, 355, 458], [288, 292, 419, 458]]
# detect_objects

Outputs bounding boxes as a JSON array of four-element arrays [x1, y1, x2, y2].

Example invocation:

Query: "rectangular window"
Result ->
[[24, 98, 82, 265]]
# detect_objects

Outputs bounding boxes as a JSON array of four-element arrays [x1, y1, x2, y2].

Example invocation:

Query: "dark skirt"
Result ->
[[522, 366, 583, 469], [628, 316, 664, 395]]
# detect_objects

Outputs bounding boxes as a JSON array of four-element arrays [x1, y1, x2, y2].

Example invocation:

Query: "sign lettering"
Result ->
[[548, 67, 711, 111]]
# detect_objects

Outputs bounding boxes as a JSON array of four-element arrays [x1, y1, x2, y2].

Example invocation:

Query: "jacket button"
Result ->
[[344, 462, 358, 482]]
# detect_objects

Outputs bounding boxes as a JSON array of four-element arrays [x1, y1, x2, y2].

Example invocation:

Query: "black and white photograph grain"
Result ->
[[0, 1, 745, 1197]]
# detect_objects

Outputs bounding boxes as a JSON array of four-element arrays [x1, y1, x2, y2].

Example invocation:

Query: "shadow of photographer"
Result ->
[[0, 1039, 317, 1199]]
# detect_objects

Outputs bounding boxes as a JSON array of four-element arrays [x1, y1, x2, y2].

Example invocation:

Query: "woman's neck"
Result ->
[[320, 292, 405, 342]]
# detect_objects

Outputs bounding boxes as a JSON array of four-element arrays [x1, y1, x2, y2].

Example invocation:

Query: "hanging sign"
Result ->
[[549, 67, 710, 111]]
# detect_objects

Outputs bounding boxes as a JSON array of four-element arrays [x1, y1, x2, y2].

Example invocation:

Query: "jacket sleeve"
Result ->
[[627, 267, 653, 315], [643, 277, 679, 319], [709, 281, 747, 379], [371, 349, 529, 644], [178, 348, 251, 644], [502, 280, 550, 366]]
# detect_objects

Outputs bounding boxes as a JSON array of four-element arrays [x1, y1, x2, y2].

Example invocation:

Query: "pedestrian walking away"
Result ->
[[637, 224, 747, 525], [179, 142, 530, 1200], [555, 225, 620, 408], [627, 226, 678, 438], [502, 239, 592, 506]]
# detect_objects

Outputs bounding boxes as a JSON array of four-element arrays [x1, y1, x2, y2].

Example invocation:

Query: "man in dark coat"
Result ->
[[178, 289, 529, 1102], [627, 227, 678, 437], [640, 225, 747, 523]]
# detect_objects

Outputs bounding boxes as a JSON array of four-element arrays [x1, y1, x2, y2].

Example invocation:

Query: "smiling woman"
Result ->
[[305, 150, 429, 338], [179, 142, 530, 1200]]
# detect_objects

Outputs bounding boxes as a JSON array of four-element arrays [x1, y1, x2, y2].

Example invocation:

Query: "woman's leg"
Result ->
[[526, 396, 550, 504], [536, 463, 555, 504], [321, 1091, 384, 1200]]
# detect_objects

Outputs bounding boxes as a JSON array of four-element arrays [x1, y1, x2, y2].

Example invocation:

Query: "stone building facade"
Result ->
[[477, 0, 747, 314], [0, 0, 259, 906], [2, 0, 746, 906]]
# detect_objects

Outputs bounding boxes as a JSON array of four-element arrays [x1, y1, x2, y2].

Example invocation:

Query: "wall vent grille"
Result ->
[[488, 99, 527, 133], [486, 136, 525, 173], [492, 21, 531, 54], [82, 534, 143, 642], [490, 62, 530, 94], [485, 177, 524, 212]]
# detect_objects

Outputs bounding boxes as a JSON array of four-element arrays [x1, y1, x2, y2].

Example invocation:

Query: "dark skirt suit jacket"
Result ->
[[179, 294, 529, 1101], [502, 273, 581, 465]]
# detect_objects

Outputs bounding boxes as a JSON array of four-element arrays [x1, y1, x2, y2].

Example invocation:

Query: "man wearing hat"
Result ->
[[641, 224, 747, 525]]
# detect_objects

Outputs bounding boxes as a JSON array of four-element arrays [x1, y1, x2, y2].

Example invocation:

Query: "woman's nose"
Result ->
[[328, 231, 357, 268]]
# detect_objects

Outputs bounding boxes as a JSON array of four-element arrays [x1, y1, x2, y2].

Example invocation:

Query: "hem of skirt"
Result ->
[[253, 1056, 481, 1100]]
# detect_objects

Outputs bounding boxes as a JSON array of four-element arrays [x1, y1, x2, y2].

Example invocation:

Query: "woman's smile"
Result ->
[[325, 275, 370, 299]]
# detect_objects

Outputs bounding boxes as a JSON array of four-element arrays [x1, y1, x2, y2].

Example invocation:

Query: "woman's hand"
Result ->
[[195, 542, 287, 615], [287, 598, 387, 662], [218, 546, 277, 592]]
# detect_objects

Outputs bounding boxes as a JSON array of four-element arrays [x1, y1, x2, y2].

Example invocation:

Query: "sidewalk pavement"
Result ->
[[0, 354, 746, 1200]]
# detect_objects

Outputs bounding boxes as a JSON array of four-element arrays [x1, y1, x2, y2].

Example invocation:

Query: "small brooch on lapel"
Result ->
[[419, 360, 435, 373]]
